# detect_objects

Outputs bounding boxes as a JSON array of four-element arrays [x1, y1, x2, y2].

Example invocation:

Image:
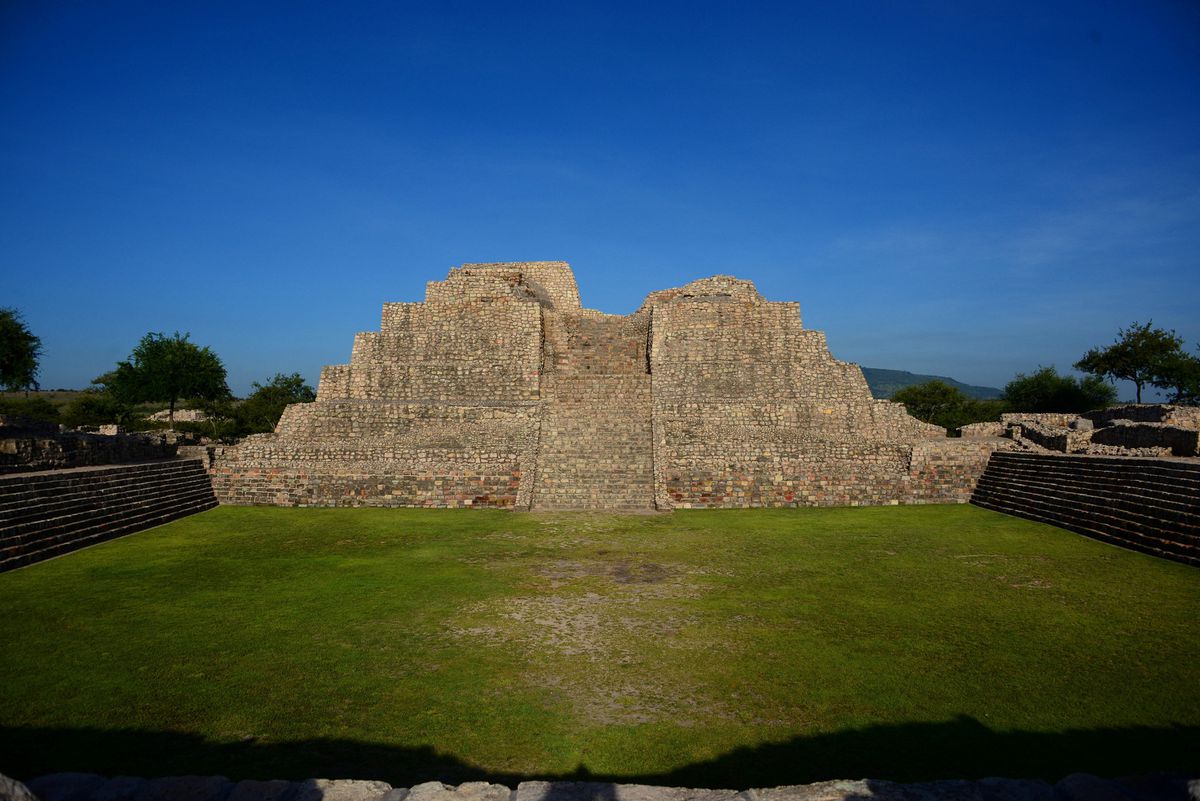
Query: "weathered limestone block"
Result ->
[[405, 783, 508, 801], [291, 780, 392, 801], [0, 774, 38, 801], [515, 783, 743, 801]]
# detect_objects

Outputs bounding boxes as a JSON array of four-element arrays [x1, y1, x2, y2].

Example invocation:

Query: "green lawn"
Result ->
[[1, 505, 1197, 785]]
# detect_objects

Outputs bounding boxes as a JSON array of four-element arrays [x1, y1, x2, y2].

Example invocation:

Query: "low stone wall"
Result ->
[[0, 416, 177, 475], [210, 465, 523, 508], [1000, 412, 1076, 427], [959, 421, 1005, 438], [1007, 421, 1094, 454], [1089, 422, 1199, 457], [661, 438, 1004, 509], [13, 773, 1196, 801], [1086, 404, 1200, 429]]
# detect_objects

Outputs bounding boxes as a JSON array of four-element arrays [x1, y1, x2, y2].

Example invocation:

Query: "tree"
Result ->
[[233, 372, 316, 434], [104, 332, 230, 426], [1075, 321, 1185, 403], [1150, 347, 1200, 405], [0, 307, 43, 393], [1002, 366, 1116, 413], [892, 380, 1006, 434]]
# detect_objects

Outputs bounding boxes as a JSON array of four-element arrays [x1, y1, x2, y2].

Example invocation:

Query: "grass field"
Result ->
[[1, 505, 1197, 785]]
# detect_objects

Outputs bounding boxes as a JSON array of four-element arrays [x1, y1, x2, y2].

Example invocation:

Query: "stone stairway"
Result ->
[[970, 451, 1199, 567], [0, 459, 218, 572], [532, 314, 656, 511]]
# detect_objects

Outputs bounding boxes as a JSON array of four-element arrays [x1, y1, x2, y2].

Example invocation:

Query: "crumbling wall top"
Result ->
[[459, 261, 581, 310], [637, 275, 766, 314]]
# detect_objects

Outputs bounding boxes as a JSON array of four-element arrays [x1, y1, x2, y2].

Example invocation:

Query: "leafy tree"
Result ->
[[0, 307, 43, 393], [892, 380, 1006, 434], [1075, 321, 1185, 403], [235, 372, 316, 434], [1150, 347, 1200, 405], [105, 332, 230, 426], [1002, 366, 1116, 413]]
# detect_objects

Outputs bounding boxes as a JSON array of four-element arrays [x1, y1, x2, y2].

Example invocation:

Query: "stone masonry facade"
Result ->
[[210, 262, 1002, 510]]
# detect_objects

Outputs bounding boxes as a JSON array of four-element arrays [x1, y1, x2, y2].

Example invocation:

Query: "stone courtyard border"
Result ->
[[7, 773, 1199, 801]]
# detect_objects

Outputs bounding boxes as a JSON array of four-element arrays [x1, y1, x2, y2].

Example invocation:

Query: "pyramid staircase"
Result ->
[[0, 459, 218, 572], [970, 451, 1199, 567], [531, 315, 657, 512]]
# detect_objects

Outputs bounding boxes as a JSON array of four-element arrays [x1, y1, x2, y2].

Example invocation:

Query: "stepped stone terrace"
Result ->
[[210, 261, 1003, 511]]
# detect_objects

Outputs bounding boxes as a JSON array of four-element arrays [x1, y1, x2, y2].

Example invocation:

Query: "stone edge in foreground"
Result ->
[[3, 773, 1198, 801]]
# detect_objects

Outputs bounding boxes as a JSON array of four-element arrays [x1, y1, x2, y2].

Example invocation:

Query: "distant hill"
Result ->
[[861, 367, 1003, 400]]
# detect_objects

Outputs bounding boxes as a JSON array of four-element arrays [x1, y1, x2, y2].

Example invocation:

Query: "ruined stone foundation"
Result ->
[[211, 262, 1000, 510]]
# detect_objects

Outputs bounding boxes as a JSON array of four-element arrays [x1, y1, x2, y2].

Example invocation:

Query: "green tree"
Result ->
[[1075, 321, 1185, 403], [105, 332, 230, 426], [1002, 366, 1117, 413], [1150, 347, 1200, 405], [892, 380, 1006, 434], [235, 372, 316, 434], [0, 307, 43, 393]]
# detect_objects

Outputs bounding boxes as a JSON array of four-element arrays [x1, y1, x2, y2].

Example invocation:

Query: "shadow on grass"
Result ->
[[4, 716, 1198, 786]]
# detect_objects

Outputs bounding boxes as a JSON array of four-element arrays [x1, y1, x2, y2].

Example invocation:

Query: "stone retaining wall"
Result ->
[[12, 772, 1198, 801], [0, 417, 177, 475]]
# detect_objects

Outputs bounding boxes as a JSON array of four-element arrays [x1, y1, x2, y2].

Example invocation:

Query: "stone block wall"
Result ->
[[1086, 404, 1200, 429], [321, 271, 544, 403], [211, 263, 994, 510], [1090, 421, 1199, 457], [0, 416, 178, 474]]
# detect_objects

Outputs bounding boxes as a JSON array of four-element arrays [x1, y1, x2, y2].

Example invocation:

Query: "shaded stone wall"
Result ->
[[211, 262, 996, 510], [0, 416, 177, 475]]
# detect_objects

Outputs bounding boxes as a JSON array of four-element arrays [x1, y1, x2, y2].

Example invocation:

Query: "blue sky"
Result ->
[[3, 1, 1198, 399]]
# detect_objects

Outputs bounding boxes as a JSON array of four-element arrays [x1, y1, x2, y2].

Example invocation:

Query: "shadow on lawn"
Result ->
[[4, 716, 1198, 786]]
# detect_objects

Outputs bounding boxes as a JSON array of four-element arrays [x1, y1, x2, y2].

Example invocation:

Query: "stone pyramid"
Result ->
[[212, 262, 997, 509]]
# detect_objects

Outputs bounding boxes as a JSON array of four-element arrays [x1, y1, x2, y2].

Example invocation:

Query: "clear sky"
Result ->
[[3, 1, 1198, 399]]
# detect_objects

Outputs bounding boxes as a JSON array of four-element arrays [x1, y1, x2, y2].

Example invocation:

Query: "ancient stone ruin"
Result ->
[[210, 261, 1001, 511]]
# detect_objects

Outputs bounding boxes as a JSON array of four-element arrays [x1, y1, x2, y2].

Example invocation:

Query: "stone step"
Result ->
[[1, 481, 219, 546], [981, 460, 1200, 500], [972, 496, 1198, 567], [989, 452, 1200, 483], [0, 458, 202, 488], [973, 474, 1200, 529], [0, 473, 213, 530], [971, 485, 1199, 551], [0, 461, 206, 514], [0, 497, 219, 571], [974, 460, 1200, 503], [0, 460, 219, 573], [970, 451, 1199, 568], [980, 458, 1200, 495]]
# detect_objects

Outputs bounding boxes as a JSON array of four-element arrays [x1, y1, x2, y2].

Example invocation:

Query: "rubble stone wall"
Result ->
[[0, 416, 177, 474], [1087, 404, 1200, 430], [1090, 421, 1200, 457]]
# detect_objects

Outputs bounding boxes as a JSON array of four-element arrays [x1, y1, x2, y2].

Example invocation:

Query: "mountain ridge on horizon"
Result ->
[[860, 367, 1003, 400]]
